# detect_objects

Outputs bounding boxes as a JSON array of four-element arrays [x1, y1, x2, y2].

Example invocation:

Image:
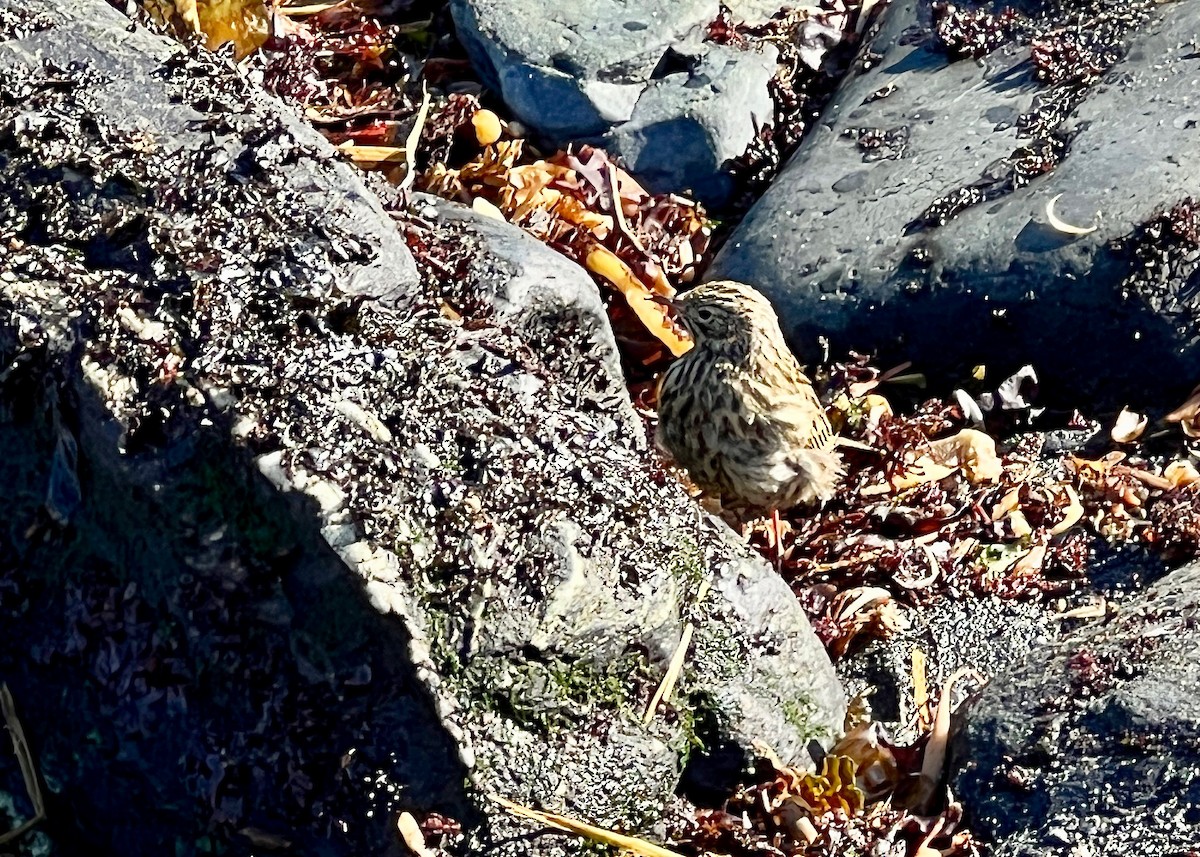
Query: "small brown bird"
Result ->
[[655, 280, 843, 517]]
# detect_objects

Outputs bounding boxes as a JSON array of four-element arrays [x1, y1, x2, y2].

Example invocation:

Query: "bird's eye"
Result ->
[[696, 308, 714, 322]]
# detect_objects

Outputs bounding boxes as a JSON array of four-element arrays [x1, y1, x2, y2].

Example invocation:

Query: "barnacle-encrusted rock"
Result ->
[[0, 2, 843, 855]]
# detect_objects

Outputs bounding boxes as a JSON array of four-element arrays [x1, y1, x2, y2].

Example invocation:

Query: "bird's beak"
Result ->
[[650, 292, 691, 342], [648, 293, 678, 310]]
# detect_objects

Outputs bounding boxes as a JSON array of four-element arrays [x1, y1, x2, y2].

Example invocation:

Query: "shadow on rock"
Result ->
[[0, 350, 477, 855]]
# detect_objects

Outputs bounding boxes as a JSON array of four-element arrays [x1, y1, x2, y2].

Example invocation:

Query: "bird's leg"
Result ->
[[771, 508, 783, 571]]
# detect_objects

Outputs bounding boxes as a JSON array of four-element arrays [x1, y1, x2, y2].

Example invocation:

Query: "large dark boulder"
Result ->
[[709, 0, 1200, 407], [0, 2, 844, 855]]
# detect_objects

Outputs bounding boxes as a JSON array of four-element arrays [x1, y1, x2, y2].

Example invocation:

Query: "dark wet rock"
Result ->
[[952, 560, 1200, 854], [838, 595, 1060, 731], [0, 2, 843, 855], [605, 40, 778, 205], [449, 0, 782, 204], [449, 0, 717, 139], [836, 544, 1174, 733], [709, 0, 1200, 408]]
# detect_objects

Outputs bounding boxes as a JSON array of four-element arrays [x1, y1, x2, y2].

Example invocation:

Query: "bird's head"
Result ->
[[657, 280, 780, 355]]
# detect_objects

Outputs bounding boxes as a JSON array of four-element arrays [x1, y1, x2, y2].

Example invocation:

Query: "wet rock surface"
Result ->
[[449, 0, 783, 204], [952, 559, 1200, 854], [839, 596, 1059, 728], [709, 0, 1200, 407], [839, 544, 1174, 733], [0, 2, 843, 854], [603, 39, 779, 205]]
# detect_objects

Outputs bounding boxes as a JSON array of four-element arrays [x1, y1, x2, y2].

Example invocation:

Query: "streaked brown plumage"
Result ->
[[655, 280, 843, 512]]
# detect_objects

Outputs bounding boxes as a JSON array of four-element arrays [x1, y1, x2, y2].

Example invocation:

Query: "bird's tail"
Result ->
[[794, 446, 845, 505]]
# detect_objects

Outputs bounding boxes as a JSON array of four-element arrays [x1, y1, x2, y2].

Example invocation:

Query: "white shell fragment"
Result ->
[[1045, 193, 1099, 236], [396, 811, 432, 857], [1110, 407, 1148, 443], [333, 397, 394, 443]]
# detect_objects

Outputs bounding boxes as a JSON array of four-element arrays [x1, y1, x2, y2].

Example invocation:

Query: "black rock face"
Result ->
[[709, 0, 1200, 408]]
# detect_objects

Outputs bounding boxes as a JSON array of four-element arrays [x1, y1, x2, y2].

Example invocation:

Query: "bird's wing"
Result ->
[[741, 372, 835, 450]]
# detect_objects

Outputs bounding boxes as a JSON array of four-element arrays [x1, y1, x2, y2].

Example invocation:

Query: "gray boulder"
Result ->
[[450, 0, 782, 205], [708, 0, 1200, 407], [728, 0, 793, 27], [952, 560, 1200, 854], [0, 2, 843, 855], [606, 40, 778, 205], [409, 195, 635, 401], [449, 0, 719, 139]]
